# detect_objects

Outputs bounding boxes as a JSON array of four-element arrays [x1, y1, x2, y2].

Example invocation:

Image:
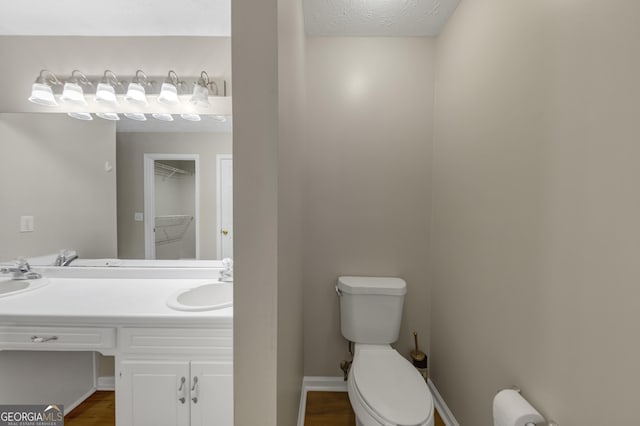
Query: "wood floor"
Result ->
[[67, 390, 445, 426], [65, 391, 115, 426], [304, 391, 445, 426]]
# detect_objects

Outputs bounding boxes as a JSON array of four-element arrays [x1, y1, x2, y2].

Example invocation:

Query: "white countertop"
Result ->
[[0, 276, 232, 327]]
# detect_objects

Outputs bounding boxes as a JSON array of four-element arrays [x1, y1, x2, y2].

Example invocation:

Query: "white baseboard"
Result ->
[[65, 386, 97, 416], [97, 376, 115, 391], [296, 376, 459, 426], [297, 376, 347, 426], [428, 378, 459, 426]]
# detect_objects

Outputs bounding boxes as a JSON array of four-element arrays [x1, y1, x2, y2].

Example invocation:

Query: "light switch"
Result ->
[[20, 216, 34, 232], [134, 212, 144, 222]]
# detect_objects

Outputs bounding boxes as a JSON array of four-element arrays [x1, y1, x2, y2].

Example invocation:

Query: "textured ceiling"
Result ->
[[304, 0, 460, 36], [0, 0, 457, 37]]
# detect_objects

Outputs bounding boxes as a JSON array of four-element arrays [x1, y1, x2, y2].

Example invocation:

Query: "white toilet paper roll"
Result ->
[[493, 389, 544, 426]]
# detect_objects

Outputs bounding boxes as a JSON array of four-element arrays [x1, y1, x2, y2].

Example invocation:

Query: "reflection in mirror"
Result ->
[[0, 113, 232, 265]]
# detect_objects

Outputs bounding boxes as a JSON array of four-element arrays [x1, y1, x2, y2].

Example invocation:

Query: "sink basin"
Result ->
[[167, 281, 233, 312], [0, 277, 49, 298]]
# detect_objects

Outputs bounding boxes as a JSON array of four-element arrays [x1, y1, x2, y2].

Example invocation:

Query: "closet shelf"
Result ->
[[155, 162, 193, 178], [155, 215, 194, 245]]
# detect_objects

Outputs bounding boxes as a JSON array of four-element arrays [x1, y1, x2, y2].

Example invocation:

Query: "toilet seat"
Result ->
[[350, 345, 433, 426]]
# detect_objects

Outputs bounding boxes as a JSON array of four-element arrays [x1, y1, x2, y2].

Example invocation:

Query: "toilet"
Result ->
[[337, 276, 434, 426]]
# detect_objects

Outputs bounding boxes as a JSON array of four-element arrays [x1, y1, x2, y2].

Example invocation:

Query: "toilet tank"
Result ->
[[337, 276, 407, 344]]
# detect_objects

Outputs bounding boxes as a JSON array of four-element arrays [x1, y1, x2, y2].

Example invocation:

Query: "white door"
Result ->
[[217, 155, 233, 259], [118, 360, 190, 426], [190, 361, 233, 426]]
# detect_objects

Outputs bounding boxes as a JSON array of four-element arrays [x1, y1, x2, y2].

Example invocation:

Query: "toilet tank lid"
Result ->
[[337, 276, 407, 296]]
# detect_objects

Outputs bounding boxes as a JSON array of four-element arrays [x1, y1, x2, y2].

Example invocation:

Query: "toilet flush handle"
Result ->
[[335, 285, 342, 297]]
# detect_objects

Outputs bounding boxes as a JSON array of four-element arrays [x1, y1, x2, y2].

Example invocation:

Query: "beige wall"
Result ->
[[116, 132, 231, 259], [303, 37, 435, 375], [232, 0, 279, 424], [0, 113, 116, 261], [277, 0, 306, 424], [233, 0, 306, 423], [432, 1, 640, 424]]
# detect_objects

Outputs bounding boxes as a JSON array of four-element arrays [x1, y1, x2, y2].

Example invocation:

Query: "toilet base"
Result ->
[[347, 370, 434, 426]]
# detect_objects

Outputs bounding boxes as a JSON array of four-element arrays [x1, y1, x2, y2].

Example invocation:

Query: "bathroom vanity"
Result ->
[[0, 267, 233, 426]]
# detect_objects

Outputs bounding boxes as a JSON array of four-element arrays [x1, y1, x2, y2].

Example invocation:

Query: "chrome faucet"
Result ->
[[54, 249, 78, 266], [0, 258, 42, 280]]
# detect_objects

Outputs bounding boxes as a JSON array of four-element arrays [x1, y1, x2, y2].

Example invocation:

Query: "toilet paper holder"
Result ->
[[498, 387, 558, 426]]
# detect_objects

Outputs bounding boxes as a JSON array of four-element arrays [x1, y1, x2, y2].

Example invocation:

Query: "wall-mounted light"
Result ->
[[95, 70, 122, 107], [27, 69, 227, 121], [124, 70, 152, 106], [60, 70, 92, 106], [190, 71, 218, 107], [68, 112, 93, 121], [28, 70, 63, 106], [124, 112, 147, 121], [157, 70, 186, 105], [152, 113, 173, 122], [96, 112, 120, 121], [180, 113, 201, 122]]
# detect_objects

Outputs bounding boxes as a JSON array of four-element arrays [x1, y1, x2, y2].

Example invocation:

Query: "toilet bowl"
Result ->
[[348, 345, 434, 426], [337, 276, 434, 426]]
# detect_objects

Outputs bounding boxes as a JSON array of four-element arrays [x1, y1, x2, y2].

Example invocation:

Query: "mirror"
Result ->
[[0, 112, 232, 265]]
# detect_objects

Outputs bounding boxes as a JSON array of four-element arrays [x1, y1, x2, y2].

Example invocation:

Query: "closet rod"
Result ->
[[155, 162, 192, 177]]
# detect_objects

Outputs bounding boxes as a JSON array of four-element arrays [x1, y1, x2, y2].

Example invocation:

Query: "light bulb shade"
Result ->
[[60, 82, 88, 106], [95, 82, 118, 105], [96, 112, 120, 121], [67, 112, 93, 121], [124, 82, 148, 106], [152, 113, 174, 122], [190, 83, 209, 106], [124, 112, 147, 121], [157, 82, 179, 105], [28, 83, 58, 106], [180, 113, 201, 122]]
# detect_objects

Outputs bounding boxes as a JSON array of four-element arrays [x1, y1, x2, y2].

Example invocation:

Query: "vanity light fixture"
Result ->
[[124, 112, 147, 121], [157, 70, 185, 105], [180, 113, 201, 122], [28, 70, 62, 106], [95, 70, 122, 106], [152, 113, 174, 122], [189, 71, 218, 107], [28, 69, 226, 118], [96, 112, 120, 121], [67, 112, 93, 121], [60, 70, 92, 106], [124, 70, 152, 106]]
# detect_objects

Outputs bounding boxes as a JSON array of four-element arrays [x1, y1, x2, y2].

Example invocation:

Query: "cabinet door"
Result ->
[[190, 361, 233, 426], [118, 360, 190, 426]]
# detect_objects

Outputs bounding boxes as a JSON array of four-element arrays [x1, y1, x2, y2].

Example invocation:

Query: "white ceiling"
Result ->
[[0, 0, 458, 38], [0, 0, 231, 36], [303, 0, 461, 36]]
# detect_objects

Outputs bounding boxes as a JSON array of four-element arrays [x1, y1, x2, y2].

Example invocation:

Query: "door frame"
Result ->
[[144, 153, 200, 260], [216, 154, 232, 259]]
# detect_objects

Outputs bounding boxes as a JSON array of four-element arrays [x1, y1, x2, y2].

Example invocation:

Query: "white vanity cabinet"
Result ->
[[116, 327, 233, 426]]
